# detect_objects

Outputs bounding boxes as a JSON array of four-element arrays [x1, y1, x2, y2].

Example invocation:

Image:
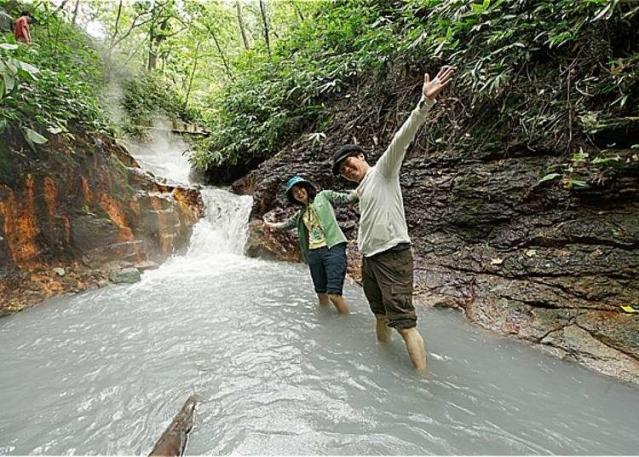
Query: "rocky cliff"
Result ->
[[0, 128, 203, 314]]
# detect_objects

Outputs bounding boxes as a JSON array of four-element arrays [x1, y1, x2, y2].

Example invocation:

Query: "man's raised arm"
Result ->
[[376, 66, 454, 178]]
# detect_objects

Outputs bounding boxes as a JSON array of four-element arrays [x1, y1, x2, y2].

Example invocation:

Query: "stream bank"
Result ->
[[0, 129, 202, 314]]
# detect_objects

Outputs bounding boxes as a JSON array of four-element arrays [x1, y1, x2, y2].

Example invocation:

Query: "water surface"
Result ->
[[2, 136, 637, 456], [0, 190, 637, 455]]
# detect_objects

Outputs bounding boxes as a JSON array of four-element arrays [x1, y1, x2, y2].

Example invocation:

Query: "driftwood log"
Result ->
[[149, 395, 198, 457]]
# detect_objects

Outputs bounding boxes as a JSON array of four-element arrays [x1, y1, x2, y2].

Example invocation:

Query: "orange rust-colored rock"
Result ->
[[43, 177, 57, 223], [149, 193, 173, 256], [0, 178, 42, 269], [0, 131, 203, 314], [172, 187, 202, 226], [98, 192, 135, 242], [80, 176, 93, 202]]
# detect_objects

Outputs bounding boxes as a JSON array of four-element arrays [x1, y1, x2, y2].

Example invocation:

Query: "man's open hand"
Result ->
[[423, 66, 454, 101]]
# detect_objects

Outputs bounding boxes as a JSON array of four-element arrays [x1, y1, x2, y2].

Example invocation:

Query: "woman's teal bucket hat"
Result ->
[[285, 176, 317, 204]]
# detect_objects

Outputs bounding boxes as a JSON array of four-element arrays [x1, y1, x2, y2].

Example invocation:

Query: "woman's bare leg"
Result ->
[[328, 294, 349, 314]]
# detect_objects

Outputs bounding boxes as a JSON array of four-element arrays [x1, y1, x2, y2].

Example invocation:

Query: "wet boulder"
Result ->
[[109, 267, 141, 284]]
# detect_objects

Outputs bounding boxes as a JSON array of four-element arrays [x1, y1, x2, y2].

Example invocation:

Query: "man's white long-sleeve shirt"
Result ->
[[356, 97, 435, 257]]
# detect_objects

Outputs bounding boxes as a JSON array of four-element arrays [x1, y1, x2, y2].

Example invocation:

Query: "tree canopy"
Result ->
[[1, 0, 637, 184]]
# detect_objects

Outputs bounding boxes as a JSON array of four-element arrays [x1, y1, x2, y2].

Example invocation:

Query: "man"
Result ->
[[332, 66, 454, 371], [14, 11, 31, 44]]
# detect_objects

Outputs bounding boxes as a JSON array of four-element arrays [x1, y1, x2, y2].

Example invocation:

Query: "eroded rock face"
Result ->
[[0, 131, 203, 312], [231, 86, 639, 384], [245, 220, 300, 263]]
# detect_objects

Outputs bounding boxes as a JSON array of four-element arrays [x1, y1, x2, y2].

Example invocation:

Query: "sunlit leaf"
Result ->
[[539, 173, 561, 183], [24, 127, 48, 144], [17, 61, 39, 77], [47, 126, 64, 134]]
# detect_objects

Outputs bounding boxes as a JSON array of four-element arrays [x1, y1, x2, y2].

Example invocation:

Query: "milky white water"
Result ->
[[1, 137, 637, 455]]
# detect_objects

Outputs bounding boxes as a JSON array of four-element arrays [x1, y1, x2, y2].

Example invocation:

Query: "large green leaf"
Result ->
[[47, 126, 62, 134], [538, 173, 561, 183], [2, 72, 14, 93], [17, 61, 39, 77], [23, 127, 48, 144]]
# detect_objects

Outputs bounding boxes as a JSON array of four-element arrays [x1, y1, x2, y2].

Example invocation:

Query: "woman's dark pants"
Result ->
[[307, 243, 347, 295]]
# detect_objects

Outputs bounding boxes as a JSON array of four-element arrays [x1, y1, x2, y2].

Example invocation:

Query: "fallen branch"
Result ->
[[149, 395, 198, 457]]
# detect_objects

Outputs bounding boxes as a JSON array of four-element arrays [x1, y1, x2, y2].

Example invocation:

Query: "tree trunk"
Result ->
[[72, 0, 80, 25], [183, 42, 201, 112], [235, 1, 250, 50], [291, 0, 304, 21], [112, 0, 123, 41], [147, 2, 157, 71], [53, 0, 69, 16], [209, 26, 233, 80], [148, 14, 169, 71], [259, 0, 271, 59], [149, 396, 197, 457]]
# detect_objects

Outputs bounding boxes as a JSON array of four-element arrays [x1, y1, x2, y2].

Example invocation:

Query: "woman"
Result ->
[[263, 176, 357, 314]]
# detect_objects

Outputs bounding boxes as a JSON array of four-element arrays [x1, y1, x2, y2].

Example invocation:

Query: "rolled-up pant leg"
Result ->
[[307, 247, 328, 294], [363, 248, 416, 329], [323, 243, 347, 295]]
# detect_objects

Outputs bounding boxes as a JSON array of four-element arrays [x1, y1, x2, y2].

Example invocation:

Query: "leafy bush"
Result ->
[[119, 72, 194, 138], [0, 11, 109, 145], [192, 0, 639, 176], [0, 1, 202, 148]]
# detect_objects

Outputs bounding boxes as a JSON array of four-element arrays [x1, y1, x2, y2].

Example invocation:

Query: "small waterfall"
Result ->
[[124, 128, 254, 260], [135, 188, 255, 281], [186, 188, 253, 258]]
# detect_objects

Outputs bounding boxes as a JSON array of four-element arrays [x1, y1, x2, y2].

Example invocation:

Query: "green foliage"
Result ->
[[2, 0, 637, 186], [538, 173, 561, 184], [540, 145, 637, 191], [191, 0, 639, 178], [192, 0, 401, 170], [119, 72, 191, 137], [0, 9, 108, 145]]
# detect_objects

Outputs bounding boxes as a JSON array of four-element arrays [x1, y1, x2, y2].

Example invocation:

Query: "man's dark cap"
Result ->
[[332, 144, 364, 175]]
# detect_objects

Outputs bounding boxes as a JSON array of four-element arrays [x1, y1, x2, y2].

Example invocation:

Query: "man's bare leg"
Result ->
[[328, 294, 349, 314], [317, 293, 330, 306], [375, 314, 392, 343], [398, 327, 427, 372]]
